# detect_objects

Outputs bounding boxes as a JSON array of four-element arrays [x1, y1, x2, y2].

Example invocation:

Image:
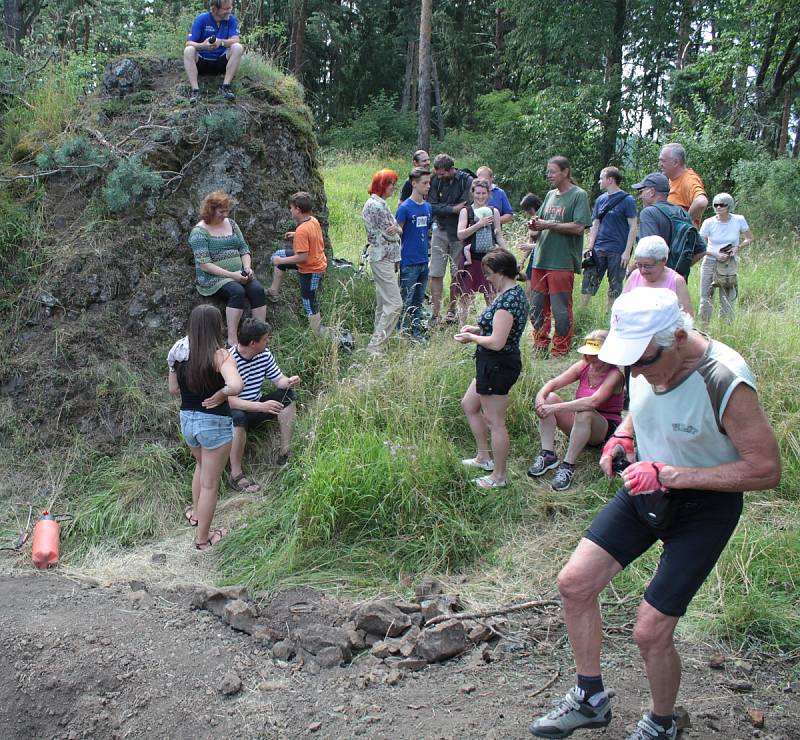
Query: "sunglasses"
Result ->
[[713, 203, 728, 208], [630, 345, 664, 368]]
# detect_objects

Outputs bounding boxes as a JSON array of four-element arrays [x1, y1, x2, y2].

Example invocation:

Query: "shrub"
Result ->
[[102, 158, 162, 212], [201, 109, 245, 142], [323, 93, 417, 152], [733, 157, 800, 237], [35, 135, 108, 171]]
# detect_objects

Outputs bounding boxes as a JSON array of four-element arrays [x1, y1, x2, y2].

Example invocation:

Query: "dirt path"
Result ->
[[0, 566, 797, 740]]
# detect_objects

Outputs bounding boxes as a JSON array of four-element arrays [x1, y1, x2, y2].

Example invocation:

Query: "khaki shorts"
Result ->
[[429, 230, 463, 279]]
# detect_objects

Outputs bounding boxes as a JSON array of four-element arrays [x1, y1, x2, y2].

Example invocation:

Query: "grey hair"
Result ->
[[412, 149, 429, 164], [713, 191, 735, 210], [634, 235, 669, 262], [662, 142, 686, 164], [652, 312, 694, 349]]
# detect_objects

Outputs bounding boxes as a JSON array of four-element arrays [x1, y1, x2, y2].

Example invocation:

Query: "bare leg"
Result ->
[[633, 601, 682, 716], [183, 46, 199, 89], [225, 306, 243, 345], [252, 305, 267, 323], [461, 380, 490, 463], [563, 410, 608, 465], [558, 538, 623, 675], [539, 392, 565, 450], [580, 293, 591, 308], [223, 43, 244, 85], [193, 442, 232, 545], [268, 269, 284, 298], [277, 402, 296, 456], [430, 276, 443, 320], [479, 393, 511, 482], [308, 313, 322, 334], [229, 427, 247, 479], [189, 446, 202, 516]]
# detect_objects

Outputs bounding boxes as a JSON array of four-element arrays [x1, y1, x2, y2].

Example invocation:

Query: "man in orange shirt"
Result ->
[[267, 192, 328, 334], [658, 143, 708, 227]]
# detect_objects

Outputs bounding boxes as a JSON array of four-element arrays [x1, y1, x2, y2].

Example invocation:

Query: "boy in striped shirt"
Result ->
[[227, 319, 300, 492]]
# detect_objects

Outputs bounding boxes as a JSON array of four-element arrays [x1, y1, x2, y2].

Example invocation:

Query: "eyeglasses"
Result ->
[[713, 203, 728, 208], [635, 261, 658, 270], [630, 345, 664, 368]]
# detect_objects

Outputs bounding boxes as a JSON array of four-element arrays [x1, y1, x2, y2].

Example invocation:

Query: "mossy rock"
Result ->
[[11, 135, 43, 162]]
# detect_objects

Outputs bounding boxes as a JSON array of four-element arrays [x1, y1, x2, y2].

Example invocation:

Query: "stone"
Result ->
[[393, 599, 420, 614], [354, 600, 411, 638], [420, 595, 462, 623], [721, 678, 753, 692], [102, 58, 143, 97], [735, 660, 754, 675], [272, 640, 295, 661], [315, 646, 346, 669], [459, 684, 477, 695], [397, 625, 420, 657], [674, 706, 691, 731], [251, 624, 282, 646], [747, 709, 765, 729], [150, 553, 167, 565], [369, 641, 392, 659], [708, 652, 726, 669], [218, 671, 242, 696], [308, 722, 322, 733], [410, 612, 424, 629], [415, 619, 467, 663], [414, 577, 444, 603], [223, 600, 258, 634], [296, 624, 351, 661], [126, 591, 154, 610], [128, 580, 147, 592], [346, 629, 366, 650], [467, 623, 492, 643], [191, 586, 249, 617], [395, 658, 427, 671], [384, 669, 402, 686]]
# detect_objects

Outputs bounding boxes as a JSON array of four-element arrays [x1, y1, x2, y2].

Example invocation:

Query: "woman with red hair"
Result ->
[[362, 169, 404, 356]]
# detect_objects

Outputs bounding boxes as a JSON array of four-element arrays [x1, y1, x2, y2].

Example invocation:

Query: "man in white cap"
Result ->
[[528, 288, 780, 740]]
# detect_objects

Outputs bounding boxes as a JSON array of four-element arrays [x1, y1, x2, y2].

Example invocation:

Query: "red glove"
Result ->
[[622, 461, 668, 495], [601, 433, 634, 461]]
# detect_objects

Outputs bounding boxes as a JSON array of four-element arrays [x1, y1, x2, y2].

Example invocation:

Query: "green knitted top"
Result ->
[[189, 220, 251, 296]]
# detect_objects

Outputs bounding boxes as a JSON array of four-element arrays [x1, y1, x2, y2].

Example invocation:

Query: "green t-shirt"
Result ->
[[532, 186, 592, 273]]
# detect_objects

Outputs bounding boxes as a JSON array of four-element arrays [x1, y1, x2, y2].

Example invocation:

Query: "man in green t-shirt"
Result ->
[[529, 156, 592, 357]]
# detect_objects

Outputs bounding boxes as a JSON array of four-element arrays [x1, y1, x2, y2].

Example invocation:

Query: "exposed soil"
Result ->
[[0, 566, 797, 740]]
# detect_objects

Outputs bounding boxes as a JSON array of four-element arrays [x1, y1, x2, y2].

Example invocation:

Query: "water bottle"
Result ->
[[31, 511, 60, 569]]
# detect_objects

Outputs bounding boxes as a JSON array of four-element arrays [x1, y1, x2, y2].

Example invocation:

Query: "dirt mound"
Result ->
[[2, 56, 327, 449]]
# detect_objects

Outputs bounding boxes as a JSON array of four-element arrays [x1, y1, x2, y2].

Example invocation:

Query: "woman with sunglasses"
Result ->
[[624, 235, 693, 315], [698, 193, 753, 322], [527, 330, 624, 491]]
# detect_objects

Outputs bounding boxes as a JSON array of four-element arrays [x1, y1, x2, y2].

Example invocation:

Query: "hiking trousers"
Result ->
[[530, 268, 574, 357]]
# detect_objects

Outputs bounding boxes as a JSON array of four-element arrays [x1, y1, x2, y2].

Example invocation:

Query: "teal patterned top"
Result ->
[[476, 284, 529, 354], [189, 220, 251, 296]]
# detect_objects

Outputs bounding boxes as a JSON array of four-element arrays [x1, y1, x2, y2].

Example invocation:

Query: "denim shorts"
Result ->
[[180, 410, 234, 449]]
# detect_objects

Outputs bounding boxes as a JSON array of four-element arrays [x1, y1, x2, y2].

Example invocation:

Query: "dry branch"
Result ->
[[426, 598, 560, 626]]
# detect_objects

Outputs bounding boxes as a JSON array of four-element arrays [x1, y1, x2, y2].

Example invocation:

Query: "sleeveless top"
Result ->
[[626, 267, 678, 293], [177, 364, 231, 417], [575, 363, 624, 423]]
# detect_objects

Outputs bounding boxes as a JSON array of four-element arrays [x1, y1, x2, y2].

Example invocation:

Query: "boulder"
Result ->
[[414, 577, 444, 603], [223, 599, 258, 634], [296, 624, 351, 661], [102, 58, 143, 97], [315, 646, 346, 669], [218, 671, 242, 696], [354, 600, 411, 638], [416, 619, 467, 663]]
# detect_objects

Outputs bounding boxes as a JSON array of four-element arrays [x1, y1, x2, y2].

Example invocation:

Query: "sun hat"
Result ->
[[631, 172, 669, 193], [598, 288, 682, 366], [576, 338, 603, 355]]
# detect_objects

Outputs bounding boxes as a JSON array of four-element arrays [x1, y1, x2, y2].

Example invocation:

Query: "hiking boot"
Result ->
[[529, 687, 612, 738], [625, 715, 677, 740], [527, 450, 559, 477], [551, 463, 576, 491], [189, 88, 200, 106], [219, 83, 236, 101]]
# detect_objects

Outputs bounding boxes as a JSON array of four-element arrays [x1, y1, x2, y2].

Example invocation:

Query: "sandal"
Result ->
[[183, 505, 198, 527], [474, 475, 506, 489], [229, 473, 261, 493], [195, 527, 228, 551]]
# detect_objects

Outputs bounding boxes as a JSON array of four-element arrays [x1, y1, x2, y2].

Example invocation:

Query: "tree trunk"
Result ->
[[777, 87, 792, 155], [290, 0, 307, 82], [4, 0, 24, 53], [432, 54, 445, 141], [417, 0, 432, 151], [494, 6, 505, 90], [676, 0, 693, 70], [401, 39, 418, 111], [596, 0, 626, 196]]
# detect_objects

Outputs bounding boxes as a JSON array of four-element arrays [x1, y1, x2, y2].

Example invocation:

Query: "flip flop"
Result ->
[[183, 506, 198, 527], [229, 473, 261, 493], [474, 475, 506, 489], [195, 527, 228, 551]]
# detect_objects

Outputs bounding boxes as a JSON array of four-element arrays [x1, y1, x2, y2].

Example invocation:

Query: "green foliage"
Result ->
[[35, 135, 108, 170], [201, 109, 245, 142], [102, 158, 162, 213], [323, 93, 417, 152], [0, 187, 43, 289], [733, 157, 800, 237]]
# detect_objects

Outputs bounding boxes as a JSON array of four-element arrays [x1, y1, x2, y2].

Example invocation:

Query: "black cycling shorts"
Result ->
[[475, 350, 522, 396], [230, 388, 295, 429], [585, 488, 743, 617]]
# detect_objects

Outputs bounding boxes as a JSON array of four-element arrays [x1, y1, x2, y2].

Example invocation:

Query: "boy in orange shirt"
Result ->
[[267, 192, 328, 334]]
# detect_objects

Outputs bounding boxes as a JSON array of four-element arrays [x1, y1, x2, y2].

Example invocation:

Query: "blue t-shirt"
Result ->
[[187, 12, 240, 60], [488, 185, 513, 217], [395, 199, 432, 265], [592, 191, 637, 254]]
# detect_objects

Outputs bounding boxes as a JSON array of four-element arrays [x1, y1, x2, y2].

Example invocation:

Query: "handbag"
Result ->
[[712, 256, 738, 289]]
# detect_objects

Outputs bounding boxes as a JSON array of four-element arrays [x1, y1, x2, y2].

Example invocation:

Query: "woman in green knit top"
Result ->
[[189, 191, 267, 344]]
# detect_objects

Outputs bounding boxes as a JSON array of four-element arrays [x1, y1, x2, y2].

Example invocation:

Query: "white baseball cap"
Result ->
[[599, 288, 682, 366]]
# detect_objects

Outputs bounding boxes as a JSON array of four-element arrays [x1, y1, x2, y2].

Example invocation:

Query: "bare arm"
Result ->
[[537, 367, 623, 417], [454, 310, 513, 352], [533, 220, 587, 236], [168, 370, 180, 396], [657, 384, 781, 492], [621, 216, 637, 266], [674, 274, 693, 316], [492, 208, 506, 248], [737, 228, 754, 251], [586, 219, 600, 250], [202, 351, 244, 409], [688, 193, 709, 225], [535, 362, 584, 408]]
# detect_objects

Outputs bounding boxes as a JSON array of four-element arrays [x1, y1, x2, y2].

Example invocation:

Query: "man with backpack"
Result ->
[[580, 166, 637, 309], [633, 173, 706, 280]]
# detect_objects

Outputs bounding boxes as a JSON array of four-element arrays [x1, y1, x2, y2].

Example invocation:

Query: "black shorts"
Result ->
[[197, 55, 228, 75], [475, 350, 522, 396], [585, 488, 743, 617], [231, 388, 295, 429]]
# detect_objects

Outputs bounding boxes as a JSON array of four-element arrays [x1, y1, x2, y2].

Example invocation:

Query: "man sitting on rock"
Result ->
[[228, 319, 300, 492], [184, 0, 244, 105]]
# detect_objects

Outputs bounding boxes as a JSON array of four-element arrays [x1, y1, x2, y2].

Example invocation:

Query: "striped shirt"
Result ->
[[230, 346, 282, 401], [189, 220, 251, 296]]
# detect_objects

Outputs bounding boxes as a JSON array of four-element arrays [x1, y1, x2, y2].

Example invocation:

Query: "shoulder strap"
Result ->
[[596, 192, 628, 221]]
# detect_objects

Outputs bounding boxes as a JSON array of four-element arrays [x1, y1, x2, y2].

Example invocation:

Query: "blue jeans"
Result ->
[[398, 262, 429, 336]]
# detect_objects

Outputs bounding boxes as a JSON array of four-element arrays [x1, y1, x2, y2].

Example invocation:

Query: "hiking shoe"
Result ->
[[551, 463, 576, 491], [527, 451, 559, 477], [219, 83, 236, 101], [189, 88, 200, 105], [625, 714, 677, 740], [529, 687, 612, 738]]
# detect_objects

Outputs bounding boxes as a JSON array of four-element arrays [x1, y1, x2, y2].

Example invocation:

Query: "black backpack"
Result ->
[[653, 202, 707, 279]]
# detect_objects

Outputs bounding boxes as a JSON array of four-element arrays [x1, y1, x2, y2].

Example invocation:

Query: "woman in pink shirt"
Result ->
[[527, 330, 624, 492], [624, 235, 693, 315]]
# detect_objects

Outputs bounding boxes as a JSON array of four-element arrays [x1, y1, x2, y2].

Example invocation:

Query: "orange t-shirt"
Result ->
[[668, 168, 706, 226], [293, 216, 327, 274]]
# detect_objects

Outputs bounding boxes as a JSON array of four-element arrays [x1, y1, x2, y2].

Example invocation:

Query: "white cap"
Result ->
[[599, 288, 682, 366]]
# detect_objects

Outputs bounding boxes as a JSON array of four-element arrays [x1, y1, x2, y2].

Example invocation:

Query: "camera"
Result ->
[[207, 35, 217, 44]]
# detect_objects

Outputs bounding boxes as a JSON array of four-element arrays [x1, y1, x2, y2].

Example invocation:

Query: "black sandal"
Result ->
[[229, 473, 261, 493], [183, 506, 198, 527], [195, 528, 227, 551]]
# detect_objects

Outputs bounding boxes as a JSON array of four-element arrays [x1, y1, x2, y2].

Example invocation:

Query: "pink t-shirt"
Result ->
[[575, 363, 624, 424], [625, 267, 678, 293]]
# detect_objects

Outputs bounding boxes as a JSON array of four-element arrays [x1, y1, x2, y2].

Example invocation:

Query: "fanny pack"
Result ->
[[712, 256, 738, 289]]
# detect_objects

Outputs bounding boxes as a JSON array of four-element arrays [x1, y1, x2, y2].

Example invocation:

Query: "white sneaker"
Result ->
[[461, 457, 494, 472]]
